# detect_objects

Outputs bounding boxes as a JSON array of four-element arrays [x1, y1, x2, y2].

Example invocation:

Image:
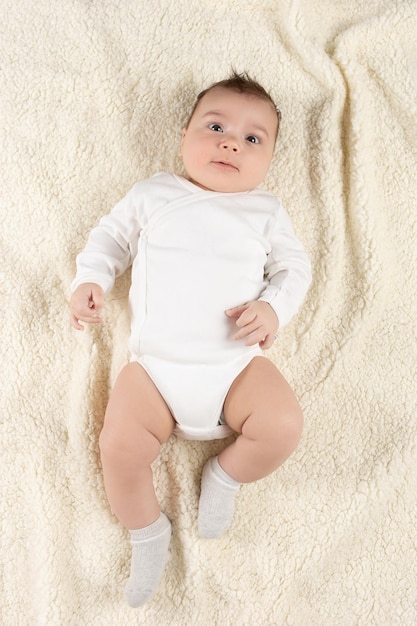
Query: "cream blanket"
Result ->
[[2, 1, 417, 624]]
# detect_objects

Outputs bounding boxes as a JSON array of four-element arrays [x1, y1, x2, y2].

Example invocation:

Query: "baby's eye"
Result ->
[[246, 135, 260, 144], [209, 123, 223, 133]]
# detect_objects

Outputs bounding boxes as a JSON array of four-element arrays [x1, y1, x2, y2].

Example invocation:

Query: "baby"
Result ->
[[70, 72, 312, 607]]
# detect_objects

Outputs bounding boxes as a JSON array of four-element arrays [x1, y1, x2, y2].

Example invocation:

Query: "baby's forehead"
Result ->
[[195, 88, 276, 122], [197, 86, 265, 108]]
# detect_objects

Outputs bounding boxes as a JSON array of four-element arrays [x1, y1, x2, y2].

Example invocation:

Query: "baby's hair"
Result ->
[[186, 70, 281, 137]]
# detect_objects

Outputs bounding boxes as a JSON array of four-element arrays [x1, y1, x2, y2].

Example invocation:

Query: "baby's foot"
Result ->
[[198, 456, 240, 538], [124, 512, 171, 607]]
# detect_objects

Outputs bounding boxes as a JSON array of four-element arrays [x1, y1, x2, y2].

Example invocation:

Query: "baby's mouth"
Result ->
[[212, 161, 239, 171]]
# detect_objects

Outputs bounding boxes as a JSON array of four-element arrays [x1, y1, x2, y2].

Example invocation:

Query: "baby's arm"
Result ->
[[69, 183, 145, 330], [70, 283, 104, 330], [258, 204, 312, 329], [226, 301, 279, 350], [226, 202, 311, 349]]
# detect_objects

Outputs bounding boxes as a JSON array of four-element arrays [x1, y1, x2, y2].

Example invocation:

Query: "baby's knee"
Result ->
[[258, 406, 304, 454], [99, 423, 161, 466]]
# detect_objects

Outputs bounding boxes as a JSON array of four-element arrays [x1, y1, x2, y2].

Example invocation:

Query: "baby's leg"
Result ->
[[99, 362, 175, 606], [99, 362, 175, 529], [221, 356, 303, 482], [198, 356, 303, 538]]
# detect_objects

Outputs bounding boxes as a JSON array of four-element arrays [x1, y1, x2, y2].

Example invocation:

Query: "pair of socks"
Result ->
[[124, 456, 240, 607]]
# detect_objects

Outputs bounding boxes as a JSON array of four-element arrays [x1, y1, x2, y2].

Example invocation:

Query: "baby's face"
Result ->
[[180, 87, 278, 193]]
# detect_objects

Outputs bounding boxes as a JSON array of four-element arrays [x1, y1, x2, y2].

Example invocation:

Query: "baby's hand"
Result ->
[[69, 283, 104, 330], [225, 301, 279, 350]]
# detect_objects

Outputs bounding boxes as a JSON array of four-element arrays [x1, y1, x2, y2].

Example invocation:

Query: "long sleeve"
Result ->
[[258, 205, 312, 328], [71, 184, 142, 295]]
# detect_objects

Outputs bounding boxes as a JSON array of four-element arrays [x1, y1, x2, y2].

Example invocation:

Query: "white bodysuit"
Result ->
[[72, 173, 312, 439]]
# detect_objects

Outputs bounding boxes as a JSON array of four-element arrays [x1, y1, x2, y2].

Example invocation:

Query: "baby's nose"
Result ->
[[221, 139, 239, 152]]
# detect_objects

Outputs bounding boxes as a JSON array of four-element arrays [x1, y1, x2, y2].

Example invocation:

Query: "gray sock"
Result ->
[[198, 456, 240, 539], [124, 512, 171, 608]]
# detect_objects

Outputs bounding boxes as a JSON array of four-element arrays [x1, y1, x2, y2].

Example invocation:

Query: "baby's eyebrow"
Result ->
[[201, 110, 224, 119]]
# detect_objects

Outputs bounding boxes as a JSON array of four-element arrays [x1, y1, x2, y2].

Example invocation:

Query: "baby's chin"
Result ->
[[186, 175, 254, 194]]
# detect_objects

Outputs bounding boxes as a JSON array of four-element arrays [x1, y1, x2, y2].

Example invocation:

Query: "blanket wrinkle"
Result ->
[[2, 0, 417, 624]]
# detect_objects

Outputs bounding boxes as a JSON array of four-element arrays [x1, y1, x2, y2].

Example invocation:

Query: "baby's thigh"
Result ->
[[224, 356, 303, 436], [103, 362, 175, 445]]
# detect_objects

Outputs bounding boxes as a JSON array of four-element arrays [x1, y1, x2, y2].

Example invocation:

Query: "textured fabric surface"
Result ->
[[2, 1, 417, 624]]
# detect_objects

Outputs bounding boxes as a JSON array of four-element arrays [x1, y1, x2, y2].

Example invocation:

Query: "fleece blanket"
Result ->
[[2, 1, 417, 624]]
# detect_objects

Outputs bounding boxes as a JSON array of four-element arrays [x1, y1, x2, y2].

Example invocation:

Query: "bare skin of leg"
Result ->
[[221, 356, 304, 483], [99, 362, 175, 530]]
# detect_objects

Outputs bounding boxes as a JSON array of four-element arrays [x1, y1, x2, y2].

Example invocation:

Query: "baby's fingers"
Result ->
[[70, 313, 90, 331], [70, 310, 102, 330], [69, 284, 104, 330], [225, 304, 249, 320], [235, 308, 257, 329], [88, 286, 104, 313], [233, 319, 261, 340]]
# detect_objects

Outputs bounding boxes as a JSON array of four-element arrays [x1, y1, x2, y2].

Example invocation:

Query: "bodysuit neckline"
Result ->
[[172, 173, 251, 196]]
